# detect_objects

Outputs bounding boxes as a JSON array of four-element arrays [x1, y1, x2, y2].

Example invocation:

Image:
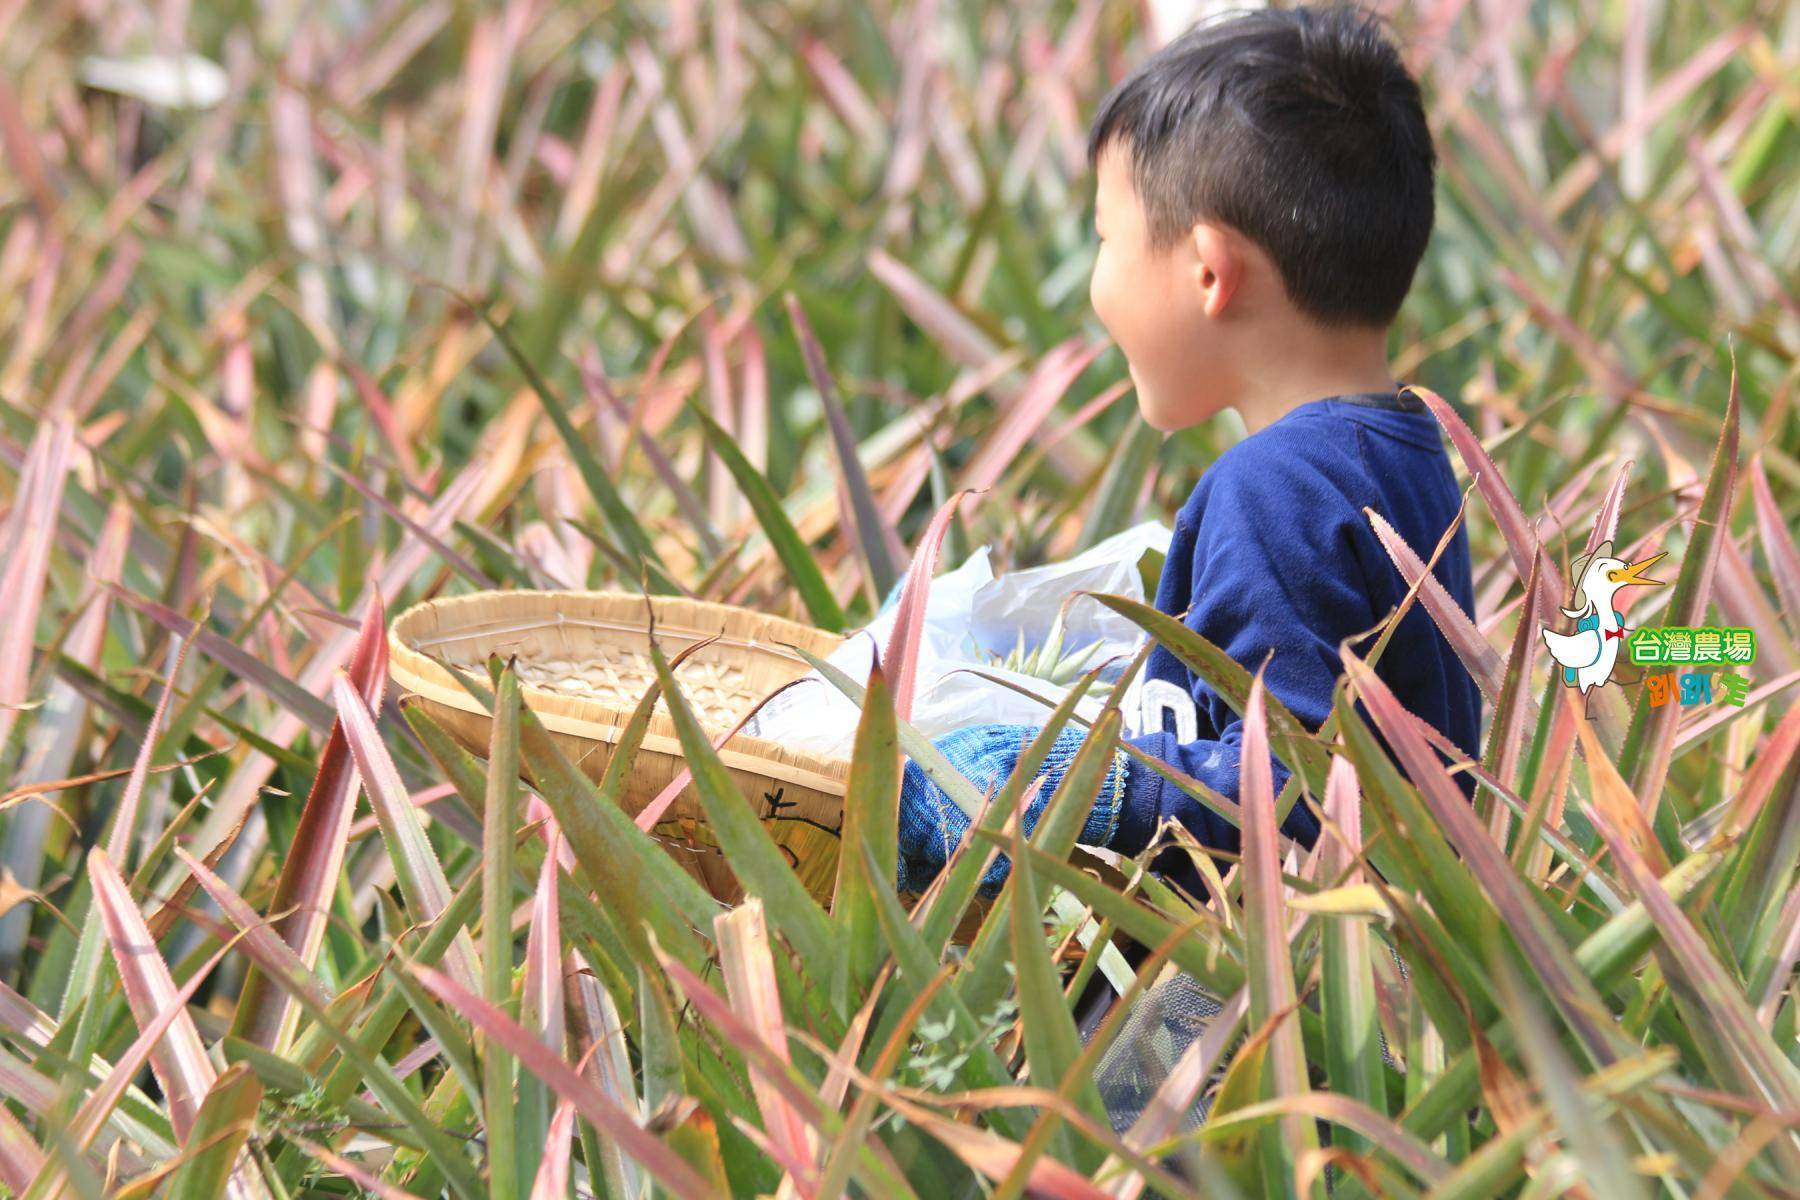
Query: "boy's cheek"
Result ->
[[1089, 257, 1121, 344], [1094, 256, 1199, 430], [1130, 309, 1216, 431], [1091, 257, 1153, 370], [1092, 291, 1170, 427]]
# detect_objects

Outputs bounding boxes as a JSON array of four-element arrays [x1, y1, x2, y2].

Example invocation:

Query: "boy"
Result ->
[[894, 5, 1483, 910]]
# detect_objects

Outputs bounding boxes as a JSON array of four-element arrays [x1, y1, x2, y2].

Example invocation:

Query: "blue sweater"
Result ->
[[1109, 388, 1483, 895]]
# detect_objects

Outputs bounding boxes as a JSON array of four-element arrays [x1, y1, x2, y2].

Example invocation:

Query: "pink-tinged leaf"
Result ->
[[8, 497, 130, 896], [389, 1039, 446, 1084], [787, 292, 905, 600], [232, 593, 388, 1051], [871, 1091, 1109, 1200], [0, 1044, 58, 1115], [885, 489, 979, 726], [739, 323, 770, 475], [0, 492, 131, 978], [446, 12, 515, 285], [1703, 699, 1800, 848], [528, 1100, 577, 1200], [797, 1015, 951, 1200], [111, 585, 334, 732], [877, 5, 932, 213], [725, 1113, 816, 1188], [0, 979, 53, 1046], [347, 782, 458, 841], [1544, 25, 1752, 216], [1036, 380, 1132, 462], [1584, 798, 1800, 1113], [1622, 364, 1738, 815], [701, 308, 742, 533], [1672, 668, 1800, 758], [1407, 385, 1563, 624], [1749, 454, 1800, 631], [1585, 460, 1634, 559], [86, 848, 216, 1138], [0, 1102, 41, 1194], [333, 673, 482, 992], [342, 359, 424, 487], [54, 494, 130, 661], [359, 459, 488, 623], [651, 947, 837, 1126], [552, 66, 625, 245], [1340, 650, 1622, 1066], [410, 966, 717, 1200], [173, 848, 336, 1014], [1515, 683, 1581, 882], [1499, 268, 1687, 409], [650, 939, 916, 1192], [1045, 2, 1102, 164], [1365, 505, 1506, 702], [580, 354, 721, 557], [1485, 549, 1544, 842], [817, 952, 884, 1115], [105, 593, 206, 868], [566, 951, 642, 1200], [1316, 753, 1386, 1135], [189, 460, 481, 872], [1239, 669, 1318, 1180], [0, 84, 55, 220], [1638, 413, 1701, 493], [800, 38, 887, 146], [523, 826, 566, 1052], [325, 461, 493, 588], [0, 416, 75, 751], [1713, 534, 1800, 679], [1572, 717, 1669, 878], [624, 40, 749, 267], [31, 227, 135, 387], [295, 1138, 430, 1200], [867, 249, 1003, 371], [959, 338, 1105, 492], [928, 90, 984, 209], [1514, 451, 1627, 586], [528, 795, 576, 872], [49, 937, 233, 1178], [715, 899, 815, 1185], [878, 447, 935, 535]]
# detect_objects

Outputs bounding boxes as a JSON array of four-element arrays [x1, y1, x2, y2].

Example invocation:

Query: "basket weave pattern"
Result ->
[[436, 647, 753, 731], [388, 590, 852, 906]]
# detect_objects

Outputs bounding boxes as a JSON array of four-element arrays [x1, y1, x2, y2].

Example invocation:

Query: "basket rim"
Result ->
[[387, 589, 854, 796]]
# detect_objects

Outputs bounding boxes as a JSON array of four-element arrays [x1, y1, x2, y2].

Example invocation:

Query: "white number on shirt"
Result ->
[[1121, 674, 1199, 742]]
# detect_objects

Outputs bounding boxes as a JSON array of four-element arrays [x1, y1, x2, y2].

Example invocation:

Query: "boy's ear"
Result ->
[[1190, 222, 1244, 319]]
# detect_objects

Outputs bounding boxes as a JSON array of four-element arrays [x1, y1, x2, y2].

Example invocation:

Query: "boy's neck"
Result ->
[[1229, 324, 1399, 437]]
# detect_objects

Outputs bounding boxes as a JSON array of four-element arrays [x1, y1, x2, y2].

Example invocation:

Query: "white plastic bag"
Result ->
[[743, 520, 1173, 758]]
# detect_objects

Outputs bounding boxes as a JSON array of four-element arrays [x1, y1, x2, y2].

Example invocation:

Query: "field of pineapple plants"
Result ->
[[0, 0, 1797, 1195]]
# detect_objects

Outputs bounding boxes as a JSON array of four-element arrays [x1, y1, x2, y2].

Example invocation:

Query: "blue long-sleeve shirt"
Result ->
[[1109, 387, 1483, 897]]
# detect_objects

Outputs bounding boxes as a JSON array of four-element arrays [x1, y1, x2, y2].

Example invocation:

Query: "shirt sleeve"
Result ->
[[1108, 444, 1380, 862]]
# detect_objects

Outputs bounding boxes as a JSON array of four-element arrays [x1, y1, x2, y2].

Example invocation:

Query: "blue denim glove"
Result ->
[[896, 723, 1131, 896]]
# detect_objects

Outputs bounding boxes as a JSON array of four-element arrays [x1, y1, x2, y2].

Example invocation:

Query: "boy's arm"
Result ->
[[1106, 452, 1377, 863]]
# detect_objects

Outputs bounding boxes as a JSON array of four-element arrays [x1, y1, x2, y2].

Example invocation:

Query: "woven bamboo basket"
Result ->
[[387, 590, 856, 907]]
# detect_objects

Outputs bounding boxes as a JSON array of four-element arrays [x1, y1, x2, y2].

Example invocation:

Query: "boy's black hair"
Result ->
[[1086, 4, 1435, 329]]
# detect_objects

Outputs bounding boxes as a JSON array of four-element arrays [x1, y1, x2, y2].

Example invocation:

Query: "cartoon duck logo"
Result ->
[[1540, 539, 1667, 693]]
